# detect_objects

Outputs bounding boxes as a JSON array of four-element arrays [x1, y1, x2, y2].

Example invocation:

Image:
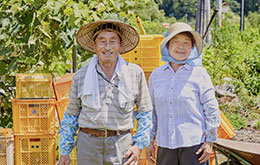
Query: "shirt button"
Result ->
[[170, 102, 172, 104], [171, 87, 173, 90]]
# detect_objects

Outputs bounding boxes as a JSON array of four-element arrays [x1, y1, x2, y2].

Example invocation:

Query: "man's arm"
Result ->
[[60, 113, 79, 155], [132, 111, 153, 149], [59, 73, 82, 157], [123, 69, 153, 165]]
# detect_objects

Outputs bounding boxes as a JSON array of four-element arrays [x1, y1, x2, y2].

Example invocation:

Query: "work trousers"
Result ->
[[76, 131, 133, 165], [157, 144, 209, 165]]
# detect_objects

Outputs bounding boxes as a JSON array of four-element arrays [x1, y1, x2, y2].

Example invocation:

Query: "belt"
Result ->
[[80, 127, 130, 138]]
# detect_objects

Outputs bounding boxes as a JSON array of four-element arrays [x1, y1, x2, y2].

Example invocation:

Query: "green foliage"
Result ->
[[253, 121, 260, 130], [131, 1, 176, 34], [204, 15, 260, 97], [224, 112, 248, 130], [0, 0, 157, 127], [159, 0, 197, 21], [248, 8, 260, 27], [204, 11, 260, 130], [0, 75, 14, 128]]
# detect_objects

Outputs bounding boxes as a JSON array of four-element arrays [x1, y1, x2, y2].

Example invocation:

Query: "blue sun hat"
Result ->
[[161, 22, 203, 66]]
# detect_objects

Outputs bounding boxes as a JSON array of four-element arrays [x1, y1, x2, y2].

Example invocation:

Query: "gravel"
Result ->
[[233, 128, 260, 144]]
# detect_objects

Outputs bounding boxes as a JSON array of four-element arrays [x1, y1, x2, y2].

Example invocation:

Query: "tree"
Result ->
[[0, 0, 158, 127], [131, 0, 176, 34], [159, 0, 198, 21]]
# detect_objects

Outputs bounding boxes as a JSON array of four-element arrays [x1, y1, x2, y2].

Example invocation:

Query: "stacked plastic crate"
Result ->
[[13, 74, 56, 165], [0, 129, 14, 165], [52, 73, 77, 164], [121, 35, 164, 164], [121, 35, 165, 83]]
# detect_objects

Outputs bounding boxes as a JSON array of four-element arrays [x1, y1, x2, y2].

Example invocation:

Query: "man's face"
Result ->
[[168, 33, 192, 61], [92, 31, 123, 65]]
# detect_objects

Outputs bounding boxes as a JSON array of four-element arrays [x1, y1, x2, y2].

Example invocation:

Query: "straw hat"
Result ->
[[161, 22, 203, 55], [76, 19, 139, 54]]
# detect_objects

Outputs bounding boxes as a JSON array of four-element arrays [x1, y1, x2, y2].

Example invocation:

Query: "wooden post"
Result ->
[[216, 0, 222, 27], [205, 0, 211, 44], [72, 45, 77, 73], [195, 0, 202, 33]]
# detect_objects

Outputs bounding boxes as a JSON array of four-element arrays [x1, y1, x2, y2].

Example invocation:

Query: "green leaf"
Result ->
[[91, 12, 100, 21], [2, 18, 10, 27], [7, 58, 17, 73], [59, 32, 70, 47], [54, 1, 62, 15], [73, 3, 81, 18], [38, 27, 52, 39], [97, 3, 106, 12], [49, 16, 62, 22]]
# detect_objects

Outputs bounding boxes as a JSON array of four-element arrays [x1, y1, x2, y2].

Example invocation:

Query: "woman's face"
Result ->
[[168, 33, 193, 61]]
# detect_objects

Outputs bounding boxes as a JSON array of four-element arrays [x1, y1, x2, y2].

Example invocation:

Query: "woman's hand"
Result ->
[[57, 155, 70, 165], [146, 142, 156, 164], [196, 141, 213, 163]]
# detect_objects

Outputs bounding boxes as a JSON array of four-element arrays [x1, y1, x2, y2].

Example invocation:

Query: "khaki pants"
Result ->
[[76, 131, 133, 165]]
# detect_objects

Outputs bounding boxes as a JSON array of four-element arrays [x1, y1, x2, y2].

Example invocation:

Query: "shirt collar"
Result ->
[[96, 63, 117, 80], [163, 62, 192, 71]]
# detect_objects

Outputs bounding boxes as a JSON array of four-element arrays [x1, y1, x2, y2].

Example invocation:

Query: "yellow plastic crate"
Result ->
[[55, 99, 70, 125], [0, 138, 8, 165], [217, 109, 235, 139], [53, 73, 74, 101], [122, 35, 165, 72], [144, 71, 152, 83], [14, 135, 56, 165], [0, 128, 12, 137], [16, 73, 54, 99], [12, 99, 56, 135], [58, 135, 77, 165], [0, 129, 14, 165]]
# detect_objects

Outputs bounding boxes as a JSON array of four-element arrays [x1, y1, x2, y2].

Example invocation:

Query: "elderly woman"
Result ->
[[146, 22, 220, 165]]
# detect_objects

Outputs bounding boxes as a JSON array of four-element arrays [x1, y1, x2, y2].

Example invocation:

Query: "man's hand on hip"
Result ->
[[57, 155, 70, 165], [123, 145, 142, 165]]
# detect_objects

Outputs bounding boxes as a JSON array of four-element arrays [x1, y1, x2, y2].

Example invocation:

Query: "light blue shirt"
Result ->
[[149, 63, 220, 149]]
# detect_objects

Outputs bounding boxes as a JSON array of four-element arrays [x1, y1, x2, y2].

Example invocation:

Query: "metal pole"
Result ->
[[240, 0, 244, 32]]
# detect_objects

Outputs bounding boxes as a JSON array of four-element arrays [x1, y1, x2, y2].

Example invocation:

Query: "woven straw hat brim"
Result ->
[[160, 23, 203, 55], [76, 20, 140, 54]]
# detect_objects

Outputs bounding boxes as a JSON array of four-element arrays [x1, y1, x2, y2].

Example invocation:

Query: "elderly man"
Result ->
[[58, 20, 153, 165]]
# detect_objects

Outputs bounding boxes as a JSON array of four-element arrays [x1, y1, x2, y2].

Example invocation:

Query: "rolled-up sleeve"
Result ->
[[148, 72, 157, 142], [199, 68, 220, 142]]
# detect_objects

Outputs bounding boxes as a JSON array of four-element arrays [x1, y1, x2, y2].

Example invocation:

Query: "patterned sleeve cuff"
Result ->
[[132, 111, 152, 150], [60, 112, 79, 155]]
